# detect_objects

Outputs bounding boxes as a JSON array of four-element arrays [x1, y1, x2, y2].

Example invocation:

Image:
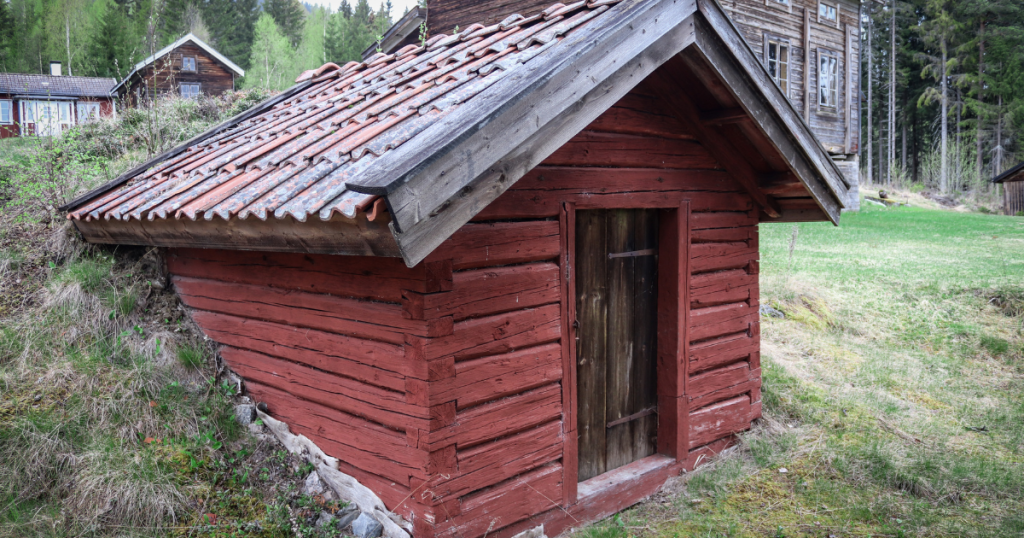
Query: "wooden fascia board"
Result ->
[[691, 1, 847, 223], [382, 5, 701, 267], [344, 0, 698, 202], [71, 214, 401, 257]]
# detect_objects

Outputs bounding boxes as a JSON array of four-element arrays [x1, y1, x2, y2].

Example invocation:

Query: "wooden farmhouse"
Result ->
[[382, 0, 863, 210], [63, 0, 849, 536], [993, 162, 1024, 216], [0, 63, 116, 138], [112, 33, 245, 105]]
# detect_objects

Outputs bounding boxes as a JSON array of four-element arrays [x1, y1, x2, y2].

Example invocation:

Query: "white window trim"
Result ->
[[0, 100, 12, 124], [181, 82, 201, 98], [765, 0, 792, 14], [818, 1, 840, 28], [762, 34, 792, 97], [817, 48, 841, 114]]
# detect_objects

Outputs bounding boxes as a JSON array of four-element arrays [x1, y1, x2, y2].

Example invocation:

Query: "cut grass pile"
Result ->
[[578, 203, 1024, 537]]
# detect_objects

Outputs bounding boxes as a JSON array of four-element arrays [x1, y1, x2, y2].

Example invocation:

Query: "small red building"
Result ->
[[0, 64, 116, 138], [112, 33, 245, 105], [64, 1, 848, 537]]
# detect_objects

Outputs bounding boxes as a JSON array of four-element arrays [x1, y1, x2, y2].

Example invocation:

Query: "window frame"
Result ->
[[762, 34, 792, 97], [180, 83, 201, 99], [817, 48, 841, 115], [764, 0, 792, 14], [182, 56, 197, 72], [77, 102, 101, 123], [818, 1, 839, 28], [0, 100, 12, 124]]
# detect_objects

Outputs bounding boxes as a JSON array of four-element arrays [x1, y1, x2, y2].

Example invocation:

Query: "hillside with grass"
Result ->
[[1, 100, 1023, 537]]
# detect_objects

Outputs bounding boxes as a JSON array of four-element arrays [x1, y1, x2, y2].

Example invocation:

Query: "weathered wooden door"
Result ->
[[575, 209, 659, 482]]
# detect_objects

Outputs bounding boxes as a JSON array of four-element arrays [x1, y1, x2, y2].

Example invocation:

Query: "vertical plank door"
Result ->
[[575, 209, 659, 482]]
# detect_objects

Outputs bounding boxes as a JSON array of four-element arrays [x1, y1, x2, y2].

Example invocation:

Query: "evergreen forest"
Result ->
[[864, 0, 1024, 195], [0, 0, 396, 90]]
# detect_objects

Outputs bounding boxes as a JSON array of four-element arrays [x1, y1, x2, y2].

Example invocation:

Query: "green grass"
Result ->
[[602, 203, 1024, 537]]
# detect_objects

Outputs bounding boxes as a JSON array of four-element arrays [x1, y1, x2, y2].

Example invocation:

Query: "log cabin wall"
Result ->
[[166, 248, 454, 522], [124, 43, 235, 103], [418, 84, 762, 538], [170, 84, 762, 538], [1005, 180, 1024, 216]]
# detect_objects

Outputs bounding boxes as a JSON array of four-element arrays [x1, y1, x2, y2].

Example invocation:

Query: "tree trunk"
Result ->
[[888, 3, 895, 184], [995, 94, 1003, 176], [867, 14, 873, 185], [976, 20, 985, 184], [940, 37, 948, 194]]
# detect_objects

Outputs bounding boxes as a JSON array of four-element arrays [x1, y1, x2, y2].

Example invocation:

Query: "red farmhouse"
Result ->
[[0, 64, 116, 138], [63, 0, 848, 536]]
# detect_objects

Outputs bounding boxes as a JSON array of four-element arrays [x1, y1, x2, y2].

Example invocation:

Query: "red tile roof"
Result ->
[[70, 0, 625, 224]]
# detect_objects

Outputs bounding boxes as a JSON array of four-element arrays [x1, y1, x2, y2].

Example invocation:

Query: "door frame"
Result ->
[[560, 200, 691, 505]]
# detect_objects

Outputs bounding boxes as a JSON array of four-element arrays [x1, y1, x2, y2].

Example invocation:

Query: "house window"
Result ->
[[0, 100, 11, 124], [182, 57, 197, 72], [819, 2, 838, 26], [818, 50, 839, 111], [181, 83, 201, 99], [77, 102, 101, 123], [764, 36, 790, 94], [765, 0, 790, 12]]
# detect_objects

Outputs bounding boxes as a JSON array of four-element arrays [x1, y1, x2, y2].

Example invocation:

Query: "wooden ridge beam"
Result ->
[[646, 68, 781, 218]]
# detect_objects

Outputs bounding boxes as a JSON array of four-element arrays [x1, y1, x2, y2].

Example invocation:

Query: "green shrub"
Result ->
[[177, 344, 207, 370]]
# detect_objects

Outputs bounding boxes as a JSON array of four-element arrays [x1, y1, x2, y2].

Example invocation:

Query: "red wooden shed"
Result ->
[[62, 0, 848, 536]]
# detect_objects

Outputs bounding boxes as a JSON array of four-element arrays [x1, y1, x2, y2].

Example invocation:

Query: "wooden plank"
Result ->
[[405, 263, 560, 321], [435, 464, 563, 538], [691, 210, 759, 230], [561, 202, 578, 504], [428, 421, 563, 502], [478, 190, 750, 222], [690, 303, 757, 342], [690, 331, 758, 374], [221, 347, 430, 432], [605, 210, 636, 472], [245, 379, 426, 484], [168, 248, 431, 303], [174, 276, 452, 345], [691, 243, 758, 273], [431, 343, 563, 409], [584, 99, 698, 140], [688, 361, 760, 407], [379, 5, 700, 266], [425, 221, 561, 270], [689, 394, 754, 448], [430, 384, 562, 451], [628, 210, 659, 468], [544, 132, 719, 170], [691, 225, 755, 243], [191, 311, 415, 385], [512, 166, 741, 193], [575, 209, 608, 481], [413, 305, 561, 363]]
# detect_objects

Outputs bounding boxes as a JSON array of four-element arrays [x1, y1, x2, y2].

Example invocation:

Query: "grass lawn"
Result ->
[[584, 203, 1024, 538]]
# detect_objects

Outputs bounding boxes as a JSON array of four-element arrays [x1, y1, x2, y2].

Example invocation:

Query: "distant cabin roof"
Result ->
[[64, 0, 849, 267], [0, 73, 116, 98], [112, 33, 245, 94], [993, 162, 1024, 184]]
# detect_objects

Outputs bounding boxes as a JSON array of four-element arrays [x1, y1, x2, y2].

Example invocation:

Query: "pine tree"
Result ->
[[89, 0, 134, 79], [204, 0, 259, 69], [159, 0, 189, 44], [264, 0, 306, 48], [0, 0, 15, 71]]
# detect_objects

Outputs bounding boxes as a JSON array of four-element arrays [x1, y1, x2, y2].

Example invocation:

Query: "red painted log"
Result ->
[[426, 221, 561, 270], [404, 264, 560, 321], [220, 347, 430, 431], [689, 395, 755, 449], [431, 343, 563, 409], [411, 305, 562, 362], [175, 276, 452, 345], [544, 132, 719, 170], [246, 380, 426, 484], [429, 420, 563, 502], [689, 331, 759, 374], [435, 464, 563, 538], [168, 248, 440, 302], [690, 210, 758, 230], [430, 384, 562, 450], [510, 167, 739, 193], [691, 243, 758, 273]]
